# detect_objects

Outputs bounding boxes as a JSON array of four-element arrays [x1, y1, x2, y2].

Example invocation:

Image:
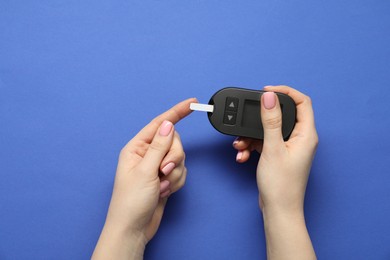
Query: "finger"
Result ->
[[233, 137, 263, 154], [261, 92, 284, 149], [232, 137, 252, 151], [161, 165, 187, 195], [159, 179, 170, 194], [140, 120, 175, 176], [173, 166, 187, 193], [160, 189, 171, 198], [121, 98, 196, 165], [232, 137, 252, 163], [263, 85, 316, 130], [236, 149, 251, 163], [134, 98, 198, 144], [160, 131, 185, 176]]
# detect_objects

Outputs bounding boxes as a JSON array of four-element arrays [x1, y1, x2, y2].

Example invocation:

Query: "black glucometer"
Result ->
[[190, 87, 296, 140]]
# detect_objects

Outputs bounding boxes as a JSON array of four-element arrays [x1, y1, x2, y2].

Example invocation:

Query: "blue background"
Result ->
[[1, 1, 390, 259]]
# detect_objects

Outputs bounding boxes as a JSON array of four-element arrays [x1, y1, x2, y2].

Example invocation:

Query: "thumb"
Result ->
[[261, 92, 284, 149], [141, 120, 175, 176]]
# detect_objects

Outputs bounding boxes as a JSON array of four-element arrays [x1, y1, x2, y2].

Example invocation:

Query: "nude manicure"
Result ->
[[159, 120, 173, 136], [160, 189, 171, 198], [160, 180, 170, 193], [236, 151, 243, 161], [232, 137, 240, 147], [263, 92, 276, 110], [161, 162, 175, 175]]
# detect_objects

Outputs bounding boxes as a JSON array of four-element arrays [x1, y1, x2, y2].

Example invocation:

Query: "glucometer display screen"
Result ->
[[241, 99, 283, 129], [242, 100, 262, 129]]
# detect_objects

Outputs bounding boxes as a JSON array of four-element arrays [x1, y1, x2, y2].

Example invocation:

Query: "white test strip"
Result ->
[[190, 103, 214, 113]]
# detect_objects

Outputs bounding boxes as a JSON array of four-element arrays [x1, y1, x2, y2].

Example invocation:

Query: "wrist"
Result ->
[[261, 204, 308, 239], [92, 222, 147, 260], [262, 205, 305, 222], [260, 195, 306, 223], [259, 194, 305, 218], [261, 202, 316, 260]]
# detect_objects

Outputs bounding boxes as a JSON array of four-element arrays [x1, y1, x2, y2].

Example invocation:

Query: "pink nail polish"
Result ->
[[263, 92, 276, 110], [160, 180, 170, 193], [160, 189, 171, 198], [161, 162, 175, 175], [159, 120, 173, 136], [236, 151, 243, 161]]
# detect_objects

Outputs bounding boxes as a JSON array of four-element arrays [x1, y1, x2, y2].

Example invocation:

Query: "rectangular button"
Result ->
[[223, 111, 237, 125], [225, 97, 239, 112]]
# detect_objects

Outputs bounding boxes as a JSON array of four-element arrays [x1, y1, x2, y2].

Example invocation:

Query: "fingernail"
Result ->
[[160, 189, 171, 198], [160, 180, 170, 193], [264, 85, 273, 89], [263, 92, 276, 110], [232, 137, 240, 147], [159, 120, 173, 136], [161, 162, 175, 175], [236, 151, 243, 161]]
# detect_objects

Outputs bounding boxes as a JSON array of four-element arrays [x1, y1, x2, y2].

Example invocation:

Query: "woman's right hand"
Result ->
[[233, 85, 318, 213], [233, 85, 318, 259]]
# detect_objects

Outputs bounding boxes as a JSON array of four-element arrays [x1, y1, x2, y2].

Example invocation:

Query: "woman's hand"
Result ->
[[233, 85, 318, 213], [92, 98, 196, 260], [233, 85, 318, 259]]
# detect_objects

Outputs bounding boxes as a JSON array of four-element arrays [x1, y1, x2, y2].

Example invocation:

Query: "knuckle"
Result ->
[[119, 147, 129, 159], [305, 132, 319, 150], [304, 95, 313, 105], [177, 179, 186, 190], [263, 116, 282, 130], [312, 133, 319, 147], [177, 150, 185, 161], [150, 118, 161, 129], [170, 148, 185, 163], [177, 168, 187, 189], [149, 139, 166, 152], [119, 147, 126, 157]]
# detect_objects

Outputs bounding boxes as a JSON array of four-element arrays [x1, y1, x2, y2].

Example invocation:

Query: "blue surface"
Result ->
[[1, 1, 390, 259]]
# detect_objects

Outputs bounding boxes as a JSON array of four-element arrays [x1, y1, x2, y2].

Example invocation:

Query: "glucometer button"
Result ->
[[225, 97, 239, 112], [223, 112, 237, 125]]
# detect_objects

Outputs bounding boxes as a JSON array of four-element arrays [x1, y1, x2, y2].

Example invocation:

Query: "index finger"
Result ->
[[134, 97, 198, 143]]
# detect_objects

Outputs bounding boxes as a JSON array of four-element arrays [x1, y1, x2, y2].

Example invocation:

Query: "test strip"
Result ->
[[190, 103, 214, 113]]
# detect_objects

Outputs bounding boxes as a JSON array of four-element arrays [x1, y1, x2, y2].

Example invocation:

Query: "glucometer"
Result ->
[[190, 87, 296, 140]]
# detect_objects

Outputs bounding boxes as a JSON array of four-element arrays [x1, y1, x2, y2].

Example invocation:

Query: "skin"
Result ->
[[234, 85, 318, 260], [93, 85, 318, 260], [92, 98, 197, 260]]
